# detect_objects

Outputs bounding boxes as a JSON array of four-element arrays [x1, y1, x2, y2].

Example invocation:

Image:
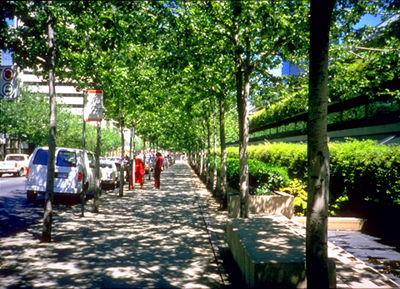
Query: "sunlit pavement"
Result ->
[[0, 161, 230, 288], [3, 161, 396, 289]]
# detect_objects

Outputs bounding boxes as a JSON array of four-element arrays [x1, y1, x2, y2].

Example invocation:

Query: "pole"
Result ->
[[81, 92, 87, 217], [93, 120, 101, 213], [129, 126, 133, 190]]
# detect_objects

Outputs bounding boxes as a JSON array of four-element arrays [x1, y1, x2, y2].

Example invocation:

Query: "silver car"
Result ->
[[100, 160, 118, 190]]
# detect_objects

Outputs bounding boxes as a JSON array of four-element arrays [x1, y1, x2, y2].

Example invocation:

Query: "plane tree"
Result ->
[[305, 1, 398, 286], [2, 0, 73, 241], [181, 0, 310, 218]]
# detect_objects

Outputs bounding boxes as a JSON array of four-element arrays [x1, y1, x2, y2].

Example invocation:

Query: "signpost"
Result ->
[[83, 89, 103, 214], [0, 66, 18, 99], [84, 89, 103, 121]]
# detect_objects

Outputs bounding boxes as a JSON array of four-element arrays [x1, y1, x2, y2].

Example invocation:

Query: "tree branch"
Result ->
[[355, 46, 399, 52], [251, 39, 286, 74]]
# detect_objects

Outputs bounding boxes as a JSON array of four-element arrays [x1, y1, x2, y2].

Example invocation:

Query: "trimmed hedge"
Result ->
[[329, 140, 400, 207], [227, 143, 307, 180], [226, 140, 400, 214], [209, 157, 289, 195]]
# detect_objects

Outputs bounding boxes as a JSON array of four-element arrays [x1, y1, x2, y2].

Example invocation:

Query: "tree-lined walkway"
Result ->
[[0, 161, 227, 288], [1, 160, 399, 288]]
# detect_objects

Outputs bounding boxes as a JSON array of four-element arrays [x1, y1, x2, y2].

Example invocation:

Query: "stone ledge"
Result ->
[[227, 217, 336, 288], [228, 192, 294, 219], [293, 217, 366, 231]]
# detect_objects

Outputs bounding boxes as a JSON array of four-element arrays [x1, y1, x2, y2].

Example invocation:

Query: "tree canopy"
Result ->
[[1, 0, 397, 153]]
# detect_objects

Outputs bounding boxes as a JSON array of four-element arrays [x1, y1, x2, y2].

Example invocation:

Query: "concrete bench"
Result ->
[[227, 217, 336, 288]]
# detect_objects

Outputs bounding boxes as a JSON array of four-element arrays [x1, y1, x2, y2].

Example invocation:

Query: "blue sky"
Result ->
[[269, 13, 383, 76], [355, 13, 382, 29]]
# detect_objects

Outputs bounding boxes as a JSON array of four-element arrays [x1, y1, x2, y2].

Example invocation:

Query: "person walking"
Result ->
[[153, 152, 163, 189], [135, 154, 145, 189]]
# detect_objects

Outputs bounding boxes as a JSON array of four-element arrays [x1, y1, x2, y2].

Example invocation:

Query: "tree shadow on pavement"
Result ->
[[0, 162, 224, 288]]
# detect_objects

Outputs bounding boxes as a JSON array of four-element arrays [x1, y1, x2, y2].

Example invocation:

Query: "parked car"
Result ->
[[26, 147, 99, 202], [108, 157, 122, 164], [100, 159, 118, 190], [0, 153, 30, 177]]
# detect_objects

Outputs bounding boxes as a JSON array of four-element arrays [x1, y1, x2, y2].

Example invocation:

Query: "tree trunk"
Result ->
[[239, 69, 250, 218], [119, 119, 125, 197], [219, 97, 227, 209], [231, 0, 249, 218], [213, 98, 218, 196], [42, 2, 56, 242], [206, 116, 211, 189], [200, 146, 204, 178], [306, 0, 335, 288], [93, 120, 101, 213]]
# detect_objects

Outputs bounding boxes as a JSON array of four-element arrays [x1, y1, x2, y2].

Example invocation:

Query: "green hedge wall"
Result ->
[[208, 156, 289, 195], [226, 140, 400, 211], [227, 158, 289, 194]]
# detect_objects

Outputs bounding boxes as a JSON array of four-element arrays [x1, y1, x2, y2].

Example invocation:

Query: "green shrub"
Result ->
[[227, 139, 400, 216], [281, 178, 308, 216], [248, 143, 307, 180], [330, 139, 400, 207], [254, 184, 275, 195], [225, 157, 289, 194]]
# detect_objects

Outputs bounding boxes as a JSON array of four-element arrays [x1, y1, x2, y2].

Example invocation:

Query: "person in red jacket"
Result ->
[[154, 152, 163, 189], [135, 154, 145, 189]]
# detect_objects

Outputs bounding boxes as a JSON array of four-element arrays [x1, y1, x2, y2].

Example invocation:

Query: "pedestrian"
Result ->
[[153, 152, 163, 189], [135, 154, 145, 189]]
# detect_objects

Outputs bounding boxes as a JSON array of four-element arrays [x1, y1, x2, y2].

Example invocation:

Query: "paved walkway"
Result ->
[[0, 161, 225, 288], [0, 161, 399, 288], [329, 230, 400, 285]]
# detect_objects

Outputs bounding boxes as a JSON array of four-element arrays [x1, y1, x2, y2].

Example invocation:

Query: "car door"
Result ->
[[54, 149, 80, 194]]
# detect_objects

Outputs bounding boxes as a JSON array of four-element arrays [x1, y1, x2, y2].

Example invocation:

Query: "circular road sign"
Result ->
[[2, 83, 13, 96], [1, 67, 15, 81]]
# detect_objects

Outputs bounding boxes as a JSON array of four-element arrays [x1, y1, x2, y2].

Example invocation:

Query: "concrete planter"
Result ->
[[227, 217, 336, 288], [228, 191, 294, 219]]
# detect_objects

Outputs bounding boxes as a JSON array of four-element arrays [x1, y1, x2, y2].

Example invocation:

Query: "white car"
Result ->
[[100, 160, 118, 190], [0, 153, 30, 177], [26, 147, 99, 202]]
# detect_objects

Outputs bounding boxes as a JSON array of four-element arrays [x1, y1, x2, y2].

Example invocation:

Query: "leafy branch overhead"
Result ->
[[1, 0, 398, 150]]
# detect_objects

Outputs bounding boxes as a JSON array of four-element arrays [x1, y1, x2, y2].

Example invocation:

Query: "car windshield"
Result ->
[[7, 156, 24, 161], [100, 163, 112, 168]]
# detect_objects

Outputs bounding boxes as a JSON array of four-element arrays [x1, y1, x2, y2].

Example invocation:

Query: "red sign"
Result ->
[[0, 66, 18, 99]]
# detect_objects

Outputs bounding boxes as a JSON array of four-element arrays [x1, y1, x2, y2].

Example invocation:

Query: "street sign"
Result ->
[[0, 66, 18, 99], [84, 89, 103, 121]]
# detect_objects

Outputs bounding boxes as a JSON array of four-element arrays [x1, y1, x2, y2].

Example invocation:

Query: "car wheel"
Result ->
[[27, 191, 37, 202], [18, 169, 24, 177], [0, 173, 2, 177]]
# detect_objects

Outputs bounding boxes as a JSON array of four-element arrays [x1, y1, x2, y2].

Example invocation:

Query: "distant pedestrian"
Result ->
[[135, 154, 145, 189], [153, 152, 163, 189]]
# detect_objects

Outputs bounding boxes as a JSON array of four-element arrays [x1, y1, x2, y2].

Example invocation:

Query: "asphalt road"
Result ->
[[0, 175, 43, 237]]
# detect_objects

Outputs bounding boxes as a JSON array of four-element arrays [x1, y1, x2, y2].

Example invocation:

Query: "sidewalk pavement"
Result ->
[[1, 161, 399, 288], [0, 161, 226, 288]]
